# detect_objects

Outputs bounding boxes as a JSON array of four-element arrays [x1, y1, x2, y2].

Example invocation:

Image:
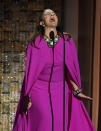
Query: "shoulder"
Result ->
[[26, 33, 43, 51], [62, 32, 76, 48], [26, 33, 43, 49], [30, 34, 43, 49], [63, 32, 72, 41], [63, 32, 75, 45], [26, 41, 41, 56]]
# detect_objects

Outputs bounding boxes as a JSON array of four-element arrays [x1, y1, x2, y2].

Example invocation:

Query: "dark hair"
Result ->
[[30, 10, 63, 44]]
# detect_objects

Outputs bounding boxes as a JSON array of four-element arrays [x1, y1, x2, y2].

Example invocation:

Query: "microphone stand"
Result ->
[[62, 32, 65, 131], [48, 31, 66, 131], [48, 31, 55, 131]]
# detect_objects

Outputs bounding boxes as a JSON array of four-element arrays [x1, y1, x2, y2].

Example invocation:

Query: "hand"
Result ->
[[25, 98, 32, 115], [22, 94, 32, 115], [76, 92, 93, 101], [70, 80, 93, 101]]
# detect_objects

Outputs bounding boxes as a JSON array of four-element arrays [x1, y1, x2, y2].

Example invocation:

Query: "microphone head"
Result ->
[[49, 31, 54, 40]]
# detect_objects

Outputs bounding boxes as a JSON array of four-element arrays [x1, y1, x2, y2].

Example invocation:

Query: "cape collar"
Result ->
[[31, 33, 70, 49]]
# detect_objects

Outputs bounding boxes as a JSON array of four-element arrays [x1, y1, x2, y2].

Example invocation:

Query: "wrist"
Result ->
[[73, 88, 82, 96]]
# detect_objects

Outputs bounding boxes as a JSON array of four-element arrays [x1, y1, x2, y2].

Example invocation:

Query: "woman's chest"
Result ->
[[42, 40, 65, 65]]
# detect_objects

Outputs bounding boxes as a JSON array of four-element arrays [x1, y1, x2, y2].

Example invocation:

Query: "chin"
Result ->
[[49, 24, 57, 28]]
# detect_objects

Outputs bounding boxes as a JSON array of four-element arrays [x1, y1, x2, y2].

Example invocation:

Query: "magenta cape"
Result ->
[[12, 34, 95, 131]]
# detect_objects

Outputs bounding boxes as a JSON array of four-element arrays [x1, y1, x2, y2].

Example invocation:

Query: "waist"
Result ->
[[38, 70, 64, 82], [38, 64, 64, 82], [31, 78, 68, 93]]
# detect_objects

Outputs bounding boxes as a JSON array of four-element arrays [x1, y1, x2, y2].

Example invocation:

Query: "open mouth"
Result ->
[[50, 18, 55, 22]]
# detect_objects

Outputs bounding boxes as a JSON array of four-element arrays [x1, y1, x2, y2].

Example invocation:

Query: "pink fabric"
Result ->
[[12, 34, 95, 131]]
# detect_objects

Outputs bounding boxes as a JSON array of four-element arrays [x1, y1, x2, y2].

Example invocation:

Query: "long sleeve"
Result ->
[[12, 44, 31, 131], [65, 35, 82, 92], [64, 35, 95, 131], [12, 40, 46, 131], [70, 37, 82, 89], [24, 42, 45, 95]]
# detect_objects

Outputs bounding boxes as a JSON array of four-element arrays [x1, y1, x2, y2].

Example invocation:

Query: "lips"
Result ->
[[50, 18, 55, 22]]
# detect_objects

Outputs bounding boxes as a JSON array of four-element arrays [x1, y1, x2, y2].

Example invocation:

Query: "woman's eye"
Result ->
[[44, 12, 56, 17]]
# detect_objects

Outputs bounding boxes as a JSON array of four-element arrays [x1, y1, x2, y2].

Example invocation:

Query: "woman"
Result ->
[[12, 9, 95, 131]]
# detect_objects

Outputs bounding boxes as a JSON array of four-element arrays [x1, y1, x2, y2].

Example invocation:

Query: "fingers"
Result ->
[[84, 96, 93, 101], [25, 102, 32, 115], [28, 101, 32, 109], [27, 96, 32, 109], [26, 111, 27, 115], [77, 93, 93, 101], [25, 96, 32, 115]]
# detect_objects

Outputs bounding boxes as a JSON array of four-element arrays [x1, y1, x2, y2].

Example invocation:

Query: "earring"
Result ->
[[42, 24, 45, 28]]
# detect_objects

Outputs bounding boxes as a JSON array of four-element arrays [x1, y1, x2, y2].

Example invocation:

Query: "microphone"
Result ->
[[49, 31, 54, 40]]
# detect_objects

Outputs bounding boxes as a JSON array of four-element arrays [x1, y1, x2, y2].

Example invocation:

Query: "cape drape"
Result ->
[[12, 34, 95, 131]]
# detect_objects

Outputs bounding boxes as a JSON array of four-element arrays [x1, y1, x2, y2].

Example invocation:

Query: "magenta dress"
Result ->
[[12, 33, 95, 131]]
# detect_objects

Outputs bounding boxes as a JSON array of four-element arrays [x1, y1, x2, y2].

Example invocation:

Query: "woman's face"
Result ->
[[41, 9, 58, 28]]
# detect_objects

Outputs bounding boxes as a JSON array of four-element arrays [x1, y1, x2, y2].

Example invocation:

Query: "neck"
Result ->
[[44, 27, 57, 38]]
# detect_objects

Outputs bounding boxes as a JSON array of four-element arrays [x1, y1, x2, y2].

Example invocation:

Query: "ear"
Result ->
[[40, 21, 44, 25]]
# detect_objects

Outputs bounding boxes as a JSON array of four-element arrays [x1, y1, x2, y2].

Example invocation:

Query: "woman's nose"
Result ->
[[51, 13, 54, 16]]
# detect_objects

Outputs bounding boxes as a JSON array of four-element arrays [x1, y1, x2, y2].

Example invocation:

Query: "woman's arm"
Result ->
[[70, 80, 93, 101], [64, 34, 93, 101]]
